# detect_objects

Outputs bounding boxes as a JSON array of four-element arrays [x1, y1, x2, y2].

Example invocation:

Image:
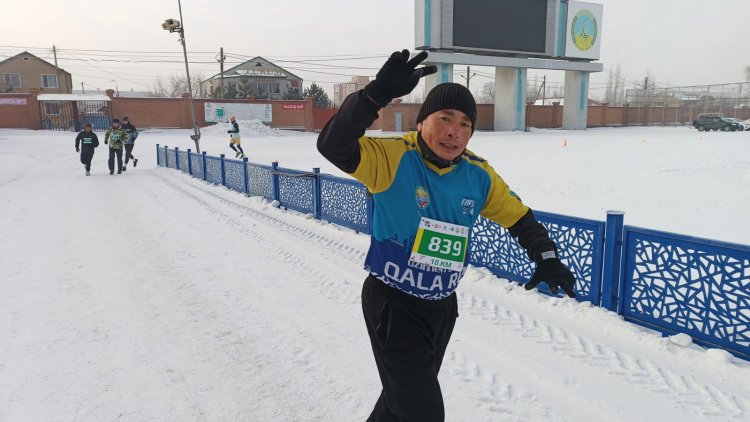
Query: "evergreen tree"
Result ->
[[303, 83, 332, 109], [283, 87, 302, 100]]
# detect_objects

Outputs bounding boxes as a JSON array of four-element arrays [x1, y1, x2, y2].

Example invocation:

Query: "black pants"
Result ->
[[108, 148, 123, 172], [80, 152, 94, 171], [362, 275, 458, 422], [124, 144, 136, 164]]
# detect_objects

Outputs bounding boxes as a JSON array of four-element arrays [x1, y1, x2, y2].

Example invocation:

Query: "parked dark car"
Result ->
[[692, 114, 743, 131]]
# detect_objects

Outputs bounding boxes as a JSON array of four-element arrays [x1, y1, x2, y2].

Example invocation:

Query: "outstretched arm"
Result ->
[[317, 49, 436, 174]]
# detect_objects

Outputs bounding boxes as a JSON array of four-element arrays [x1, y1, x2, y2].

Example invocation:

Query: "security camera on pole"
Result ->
[[162, 0, 201, 153]]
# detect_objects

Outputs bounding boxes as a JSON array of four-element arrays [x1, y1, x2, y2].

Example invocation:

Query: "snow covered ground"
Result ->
[[0, 126, 749, 421]]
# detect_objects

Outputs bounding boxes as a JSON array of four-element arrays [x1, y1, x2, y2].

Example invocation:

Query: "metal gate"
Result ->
[[37, 94, 112, 131]]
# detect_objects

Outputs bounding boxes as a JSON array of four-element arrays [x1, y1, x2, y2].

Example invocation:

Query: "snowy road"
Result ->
[[1, 131, 749, 421]]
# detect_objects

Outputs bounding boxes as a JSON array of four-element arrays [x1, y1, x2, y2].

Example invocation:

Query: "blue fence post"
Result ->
[[202, 151, 207, 181], [187, 149, 192, 176], [174, 147, 180, 171], [156, 144, 160, 166], [164, 145, 169, 167], [601, 210, 625, 312], [272, 161, 280, 202], [312, 168, 321, 219], [220, 154, 226, 186], [243, 157, 250, 196]]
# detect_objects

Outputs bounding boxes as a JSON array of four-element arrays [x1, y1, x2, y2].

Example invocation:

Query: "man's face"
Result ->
[[123, 119, 129, 125], [417, 109, 473, 161], [84, 126, 92, 133]]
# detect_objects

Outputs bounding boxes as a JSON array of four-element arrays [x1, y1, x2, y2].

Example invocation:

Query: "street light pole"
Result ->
[[163, 0, 201, 152]]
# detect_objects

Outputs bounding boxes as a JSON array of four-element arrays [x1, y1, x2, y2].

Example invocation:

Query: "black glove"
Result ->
[[364, 50, 437, 107], [227, 130, 232, 134], [75, 147, 79, 152], [104, 140, 108, 145], [525, 258, 576, 298]]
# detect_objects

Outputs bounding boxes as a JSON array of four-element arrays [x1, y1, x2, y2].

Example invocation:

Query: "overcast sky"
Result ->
[[1, 0, 748, 97]]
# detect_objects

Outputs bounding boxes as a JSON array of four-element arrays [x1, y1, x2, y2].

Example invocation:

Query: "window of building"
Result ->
[[42, 74, 59, 88], [270, 83, 280, 94], [248, 82, 258, 94], [4, 73, 21, 89], [44, 102, 62, 115], [258, 83, 268, 95]]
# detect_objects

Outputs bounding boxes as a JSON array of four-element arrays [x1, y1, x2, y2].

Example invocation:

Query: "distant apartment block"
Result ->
[[333, 76, 370, 107]]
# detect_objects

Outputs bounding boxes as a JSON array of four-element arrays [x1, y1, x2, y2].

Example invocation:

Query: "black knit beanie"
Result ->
[[417, 82, 477, 133]]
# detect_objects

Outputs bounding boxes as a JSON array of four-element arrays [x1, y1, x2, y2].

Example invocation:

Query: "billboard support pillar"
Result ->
[[563, 70, 589, 130], [494, 66, 527, 131], [424, 63, 453, 98]]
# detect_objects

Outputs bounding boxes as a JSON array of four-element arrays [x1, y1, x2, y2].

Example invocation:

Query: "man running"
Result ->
[[75, 123, 99, 176]]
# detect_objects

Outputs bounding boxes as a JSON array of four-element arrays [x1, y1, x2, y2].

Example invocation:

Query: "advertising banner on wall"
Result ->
[[565, 1, 604, 60], [0, 98, 28, 105], [282, 103, 304, 110], [204, 102, 273, 123]]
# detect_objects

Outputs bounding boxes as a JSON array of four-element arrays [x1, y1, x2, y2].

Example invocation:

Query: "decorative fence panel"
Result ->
[[469, 212, 605, 304], [620, 227, 750, 360], [276, 167, 316, 215], [319, 175, 371, 234], [247, 164, 274, 199], [154, 145, 750, 361], [189, 152, 203, 178], [224, 159, 246, 193], [165, 148, 177, 169], [157, 147, 166, 167], [178, 151, 189, 174], [205, 156, 222, 185]]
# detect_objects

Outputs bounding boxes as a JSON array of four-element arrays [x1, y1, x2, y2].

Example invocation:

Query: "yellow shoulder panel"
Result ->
[[351, 132, 417, 194]]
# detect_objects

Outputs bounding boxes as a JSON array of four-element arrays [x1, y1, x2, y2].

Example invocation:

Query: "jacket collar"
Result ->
[[416, 132, 464, 170]]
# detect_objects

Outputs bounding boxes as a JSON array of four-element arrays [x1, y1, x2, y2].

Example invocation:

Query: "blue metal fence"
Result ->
[[247, 163, 274, 199], [155, 144, 749, 360], [178, 150, 189, 174], [189, 152, 203, 178], [619, 227, 750, 359], [469, 211, 605, 303], [223, 158, 246, 193], [319, 174, 372, 234], [205, 156, 222, 185], [276, 166, 316, 215]]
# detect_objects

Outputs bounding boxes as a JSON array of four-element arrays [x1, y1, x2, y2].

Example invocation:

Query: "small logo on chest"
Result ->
[[415, 186, 430, 209], [461, 198, 475, 216]]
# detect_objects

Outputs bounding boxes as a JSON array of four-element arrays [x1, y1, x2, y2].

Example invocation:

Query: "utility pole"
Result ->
[[460, 65, 476, 89], [81, 82, 85, 93], [218, 47, 226, 99], [53, 44, 60, 92]]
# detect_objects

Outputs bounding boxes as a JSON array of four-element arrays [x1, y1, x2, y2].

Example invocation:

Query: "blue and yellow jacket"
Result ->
[[318, 90, 555, 300]]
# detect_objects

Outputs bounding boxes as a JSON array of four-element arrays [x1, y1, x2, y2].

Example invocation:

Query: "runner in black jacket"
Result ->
[[317, 49, 576, 421], [75, 123, 100, 176]]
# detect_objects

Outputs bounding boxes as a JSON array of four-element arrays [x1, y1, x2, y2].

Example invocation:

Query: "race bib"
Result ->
[[410, 217, 469, 272]]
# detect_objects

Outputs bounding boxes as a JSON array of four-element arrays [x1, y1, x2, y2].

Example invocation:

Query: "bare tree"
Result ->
[[148, 72, 204, 98], [479, 81, 495, 104], [605, 64, 626, 105]]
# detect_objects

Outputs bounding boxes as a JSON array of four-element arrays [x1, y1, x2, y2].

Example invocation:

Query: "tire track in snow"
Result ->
[[138, 170, 375, 418], [458, 291, 749, 419], [148, 170, 367, 306]]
